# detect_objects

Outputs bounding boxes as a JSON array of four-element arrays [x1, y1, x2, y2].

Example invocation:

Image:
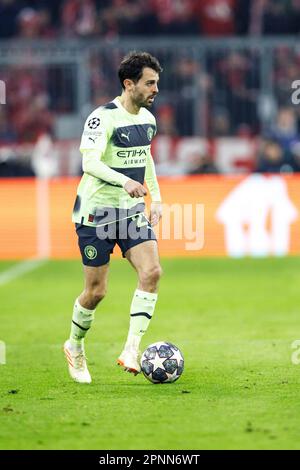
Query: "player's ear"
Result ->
[[123, 78, 135, 91]]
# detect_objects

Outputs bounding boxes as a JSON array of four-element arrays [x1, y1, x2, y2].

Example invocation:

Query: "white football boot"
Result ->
[[117, 335, 141, 375], [117, 349, 141, 375], [63, 340, 91, 384]]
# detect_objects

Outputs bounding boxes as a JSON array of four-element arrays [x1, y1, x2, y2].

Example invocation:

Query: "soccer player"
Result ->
[[64, 51, 163, 383]]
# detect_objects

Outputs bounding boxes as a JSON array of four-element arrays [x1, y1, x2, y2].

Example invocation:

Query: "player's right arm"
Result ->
[[80, 111, 146, 197]]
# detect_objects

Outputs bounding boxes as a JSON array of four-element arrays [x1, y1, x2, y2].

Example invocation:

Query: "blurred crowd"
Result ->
[[186, 106, 300, 175], [2, 0, 300, 39], [1, 0, 300, 176]]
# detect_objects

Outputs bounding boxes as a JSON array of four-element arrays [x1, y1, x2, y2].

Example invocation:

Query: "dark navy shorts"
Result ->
[[76, 212, 156, 267]]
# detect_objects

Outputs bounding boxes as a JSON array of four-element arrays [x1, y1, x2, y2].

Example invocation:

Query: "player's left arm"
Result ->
[[145, 152, 162, 227]]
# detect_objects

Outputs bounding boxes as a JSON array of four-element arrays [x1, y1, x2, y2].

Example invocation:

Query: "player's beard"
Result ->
[[133, 92, 156, 109]]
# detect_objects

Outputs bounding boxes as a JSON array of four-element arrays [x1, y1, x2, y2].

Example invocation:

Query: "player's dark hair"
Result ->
[[118, 51, 162, 89]]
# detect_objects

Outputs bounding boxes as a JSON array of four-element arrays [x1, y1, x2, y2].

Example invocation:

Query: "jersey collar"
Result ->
[[114, 96, 142, 117]]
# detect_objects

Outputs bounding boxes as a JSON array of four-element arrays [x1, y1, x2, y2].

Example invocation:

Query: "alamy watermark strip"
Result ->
[[0, 341, 6, 364], [0, 80, 6, 105]]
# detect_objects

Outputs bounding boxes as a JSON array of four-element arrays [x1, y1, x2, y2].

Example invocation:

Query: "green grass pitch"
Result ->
[[0, 257, 300, 450]]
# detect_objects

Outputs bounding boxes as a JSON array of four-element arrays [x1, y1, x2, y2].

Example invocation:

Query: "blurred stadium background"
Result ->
[[1, 0, 300, 451], [1, 0, 300, 258]]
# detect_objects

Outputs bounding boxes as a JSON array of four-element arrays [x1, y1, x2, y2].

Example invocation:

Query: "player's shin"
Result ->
[[69, 298, 95, 350], [124, 289, 158, 351]]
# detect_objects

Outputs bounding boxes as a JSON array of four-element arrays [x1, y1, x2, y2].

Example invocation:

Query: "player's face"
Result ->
[[131, 67, 159, 108]]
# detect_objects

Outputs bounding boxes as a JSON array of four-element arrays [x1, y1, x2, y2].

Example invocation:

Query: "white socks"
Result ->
[[70, 298, 95, 350], [125, 289, 158, 350]]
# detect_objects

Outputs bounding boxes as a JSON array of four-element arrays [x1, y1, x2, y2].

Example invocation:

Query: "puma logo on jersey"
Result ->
[[121, 131, 130, 142], [89, 137, 96, 143]]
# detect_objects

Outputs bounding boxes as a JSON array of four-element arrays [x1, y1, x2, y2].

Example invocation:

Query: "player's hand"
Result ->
[[124, 179, 147, 198], [149, 202, 162, 226]]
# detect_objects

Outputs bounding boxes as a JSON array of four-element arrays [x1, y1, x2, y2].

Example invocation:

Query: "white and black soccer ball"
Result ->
[[141, 341, 184, 384]]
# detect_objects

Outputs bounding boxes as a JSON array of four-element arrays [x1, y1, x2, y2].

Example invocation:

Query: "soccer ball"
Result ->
[[140, 341, 184, 384]]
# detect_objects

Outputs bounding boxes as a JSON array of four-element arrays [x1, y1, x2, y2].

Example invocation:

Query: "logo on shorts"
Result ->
[[147, 127, 154, 141], [84, 245, 98, 260], [88, 117, 100, 129]]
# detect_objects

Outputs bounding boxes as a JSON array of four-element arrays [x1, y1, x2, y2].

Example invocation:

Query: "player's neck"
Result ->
[[119, 94, 140, 115]]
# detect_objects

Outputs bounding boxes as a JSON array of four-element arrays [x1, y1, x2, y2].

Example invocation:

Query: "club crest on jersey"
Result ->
[[147, 127, 154, 141], [88, 117, 100, 129], [84, 245, 98, 260]]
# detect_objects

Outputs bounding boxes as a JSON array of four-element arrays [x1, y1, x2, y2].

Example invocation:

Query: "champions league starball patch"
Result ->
[[88, 117, 101, 129]]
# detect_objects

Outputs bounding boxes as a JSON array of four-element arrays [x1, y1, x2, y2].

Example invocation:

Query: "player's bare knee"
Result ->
[[85, 285, 106, 307], [93, 286, 106, 303], [140, 264, 162, 286], [152, 264, 163, 283]]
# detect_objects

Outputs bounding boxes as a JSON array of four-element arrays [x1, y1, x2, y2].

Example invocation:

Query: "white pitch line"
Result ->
[[0, 258, 47, 286]]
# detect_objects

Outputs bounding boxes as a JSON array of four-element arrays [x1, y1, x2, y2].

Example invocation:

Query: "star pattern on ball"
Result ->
[[152, 353, 168, 372], [172, 349, 183, 363], [141, 342, 184, 384]]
